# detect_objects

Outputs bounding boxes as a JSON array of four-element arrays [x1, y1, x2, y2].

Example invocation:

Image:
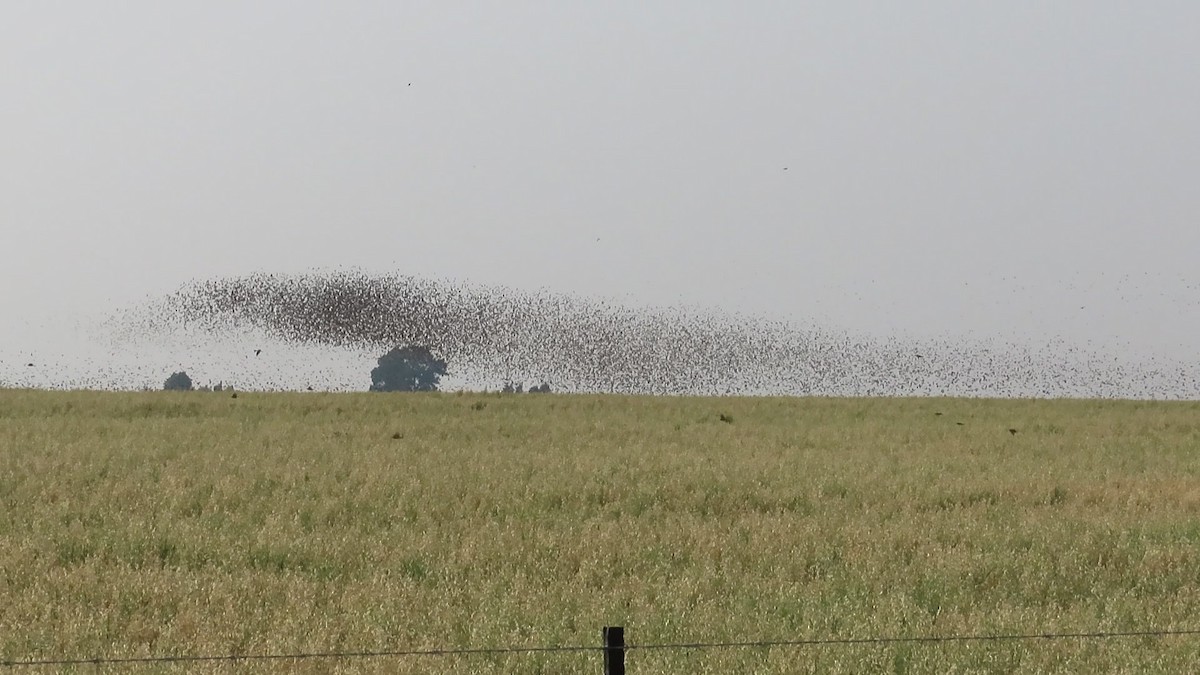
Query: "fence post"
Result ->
[[603, 626, 625, 675]]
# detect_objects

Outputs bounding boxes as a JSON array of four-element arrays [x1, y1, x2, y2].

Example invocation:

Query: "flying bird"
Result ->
[[254, 349, 261, 356], [1008, 428, 1018, 435]]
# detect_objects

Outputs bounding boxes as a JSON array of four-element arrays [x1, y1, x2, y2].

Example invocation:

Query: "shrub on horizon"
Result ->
[[163, 371, 193, 391]]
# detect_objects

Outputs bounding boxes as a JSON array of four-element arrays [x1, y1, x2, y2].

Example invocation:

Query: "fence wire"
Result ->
[[3, 628, 1198, 669]]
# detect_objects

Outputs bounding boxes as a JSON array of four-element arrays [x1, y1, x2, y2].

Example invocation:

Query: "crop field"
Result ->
[[1, 390, 1198, 673]]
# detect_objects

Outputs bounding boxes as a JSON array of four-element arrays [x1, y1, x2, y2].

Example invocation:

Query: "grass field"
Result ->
[[1, 390, 1198, 673]]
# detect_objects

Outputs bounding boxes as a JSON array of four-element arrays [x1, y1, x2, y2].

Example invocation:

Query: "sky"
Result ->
[[2, 2, 1198, 391]]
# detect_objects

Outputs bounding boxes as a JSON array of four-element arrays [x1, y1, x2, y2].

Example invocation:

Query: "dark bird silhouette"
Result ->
[[26, 363, 34, 367], [254, 349, 261, 356], [1008, 428, 1018, 435], [934, 412, 943, 416], [916, 354, 924, 359], [956, 422, 965, 426], [231, 393, 238, 399], [306, 386, 314, 391]]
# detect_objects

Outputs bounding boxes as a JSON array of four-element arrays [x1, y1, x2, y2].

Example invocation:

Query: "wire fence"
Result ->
[[3, 627, 1198, 670]]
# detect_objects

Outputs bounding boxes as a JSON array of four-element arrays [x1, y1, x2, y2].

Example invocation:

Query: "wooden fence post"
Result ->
[[603, 626, 625, 675]]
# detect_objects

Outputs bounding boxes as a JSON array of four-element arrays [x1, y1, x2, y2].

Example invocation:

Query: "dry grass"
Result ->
[[1, 390, 1198, 673]]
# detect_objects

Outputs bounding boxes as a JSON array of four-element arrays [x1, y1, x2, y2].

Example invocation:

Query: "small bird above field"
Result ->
[[1008, 428, 1018, 435]]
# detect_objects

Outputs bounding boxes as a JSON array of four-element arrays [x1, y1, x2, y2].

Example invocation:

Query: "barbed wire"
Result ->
[[3, 627, 1197, 669], [0, 644, 603, 669], [628, 628, 1200, 651]]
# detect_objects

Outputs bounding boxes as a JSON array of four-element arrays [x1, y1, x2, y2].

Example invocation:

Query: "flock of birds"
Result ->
[[47, 269, 1187, 399]]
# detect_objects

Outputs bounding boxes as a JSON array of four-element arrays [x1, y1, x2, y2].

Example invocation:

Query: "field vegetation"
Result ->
[[1, 390, 1198, 673]]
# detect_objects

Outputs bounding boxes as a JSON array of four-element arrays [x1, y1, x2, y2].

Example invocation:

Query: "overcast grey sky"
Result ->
[[3, 2, 1198, 388]]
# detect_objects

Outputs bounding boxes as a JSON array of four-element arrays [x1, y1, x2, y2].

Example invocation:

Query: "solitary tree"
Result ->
[[370, 345, 447, 392], [163, 371, 193, 391]]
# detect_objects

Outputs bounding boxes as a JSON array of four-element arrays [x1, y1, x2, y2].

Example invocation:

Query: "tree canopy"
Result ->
[[370, 345, 447, 392], [163, 371, 193, 391]]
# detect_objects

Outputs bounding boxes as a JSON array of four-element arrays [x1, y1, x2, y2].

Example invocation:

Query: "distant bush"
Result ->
[[163, 372, 193, 391], [502, 382, 551, 393]]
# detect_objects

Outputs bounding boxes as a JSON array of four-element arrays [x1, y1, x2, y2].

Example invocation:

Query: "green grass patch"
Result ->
[[0, 390, 1198, 672]]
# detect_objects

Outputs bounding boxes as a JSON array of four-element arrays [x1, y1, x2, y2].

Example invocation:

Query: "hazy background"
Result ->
[[2, 2, 1197, 391]]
